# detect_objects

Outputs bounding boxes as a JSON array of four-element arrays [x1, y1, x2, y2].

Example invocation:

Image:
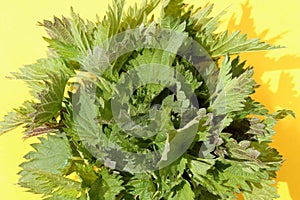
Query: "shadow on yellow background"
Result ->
[[227, 2, 300, 199]]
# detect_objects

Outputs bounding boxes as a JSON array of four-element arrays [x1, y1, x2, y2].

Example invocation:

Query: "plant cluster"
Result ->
[[0, 0, 294, 199]]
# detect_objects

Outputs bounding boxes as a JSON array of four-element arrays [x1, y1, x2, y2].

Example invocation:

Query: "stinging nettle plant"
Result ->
[[0, 0, 295, 199]]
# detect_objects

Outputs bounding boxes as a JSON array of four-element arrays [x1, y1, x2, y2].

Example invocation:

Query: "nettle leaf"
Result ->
[[225, 139, 262, 163], [210, 31, 279, 57], [128, 173, 156, 199], [155, 157, 188, 193], [189, 158, 215, 177], [75, 163, 98, 187], [69, 8, 94, 53], [18, 134, 83, 199], [42, 9, 95, 60], [189, 4, 225, 34], [0, 111, 25, 135], [272, 109, 295, 119], [121, 0, 160, 29], [162, 0, 185, 17], [236, 97, 269, 118], [127, 23, 188, 68], [218, 161, 263, 193], [79, 46, 112, 79], [160, 157, 187, 180], [40, 16, 74, 44], [190, 160, 238, 198], [33, 72, 68, 125], [100, 0, 125, 38], [72, 87, 104, 152], [10, 58, 70, 81], [10, 58, 73, 98], [251, 142, 282, 178], [210, 55, 255, 116], [158, 111, 207, 168], [89, 168, 124, 199], [190, 158, 270, 198], [0, 101, 35, 135], [170, 180, 195, 200], [22, 171, 84, 200], [242, 180, 279, 200], [21, 135, 72, 174], [189, 4, 214, 29], [44, 37, 83, 60], [175, 63, 202, 91], [160, 16, 186, 32], [255, 111, 294, 144]]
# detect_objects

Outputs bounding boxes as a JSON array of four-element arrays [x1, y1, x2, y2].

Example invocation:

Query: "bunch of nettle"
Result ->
[[0, 0, 293, 199]]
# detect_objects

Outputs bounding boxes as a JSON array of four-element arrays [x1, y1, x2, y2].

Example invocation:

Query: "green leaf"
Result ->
[[80, 46, 111, 77], [160, 16, 186, 32], [0, 100, 36, 135], [174, 62, 203, 91], [0, 111, 25, 135], [156, 157, 188, 192], [226, 139, 262, 163], [242, 180, 279, 200], [218, 161, 262, 192], [128, 173, 156, 200], [236, 97, 269, 118], [39, 16, 75, 44], [160, 157, 187, 180], [69, 8, 94, 53], [75, 163, 98, 187], [72, 87, 114, 161], [72, 88, 101, 143], [189, 4, 214, 29], [93, 22, 110, 47], [11, 58, 70, 81], [189, 4, 225, 34], [251, 141, 282, 178], [210, 31, 279, 57], [33, 72, 68, 125], [99, 0, 125, 38], [189, 158, 215, 182], [128, 36, 185, 68], [18, 134, 82, 199], [89, 168, 124, 199], [157, 110, 207, 168], [257, 112, 293, 143], [20, 170, 84, 200], [196, 170, 234, 199], [162, 0, 185, 17], [272, 109, 295, 119], [121, 0, 160, 29], [42, 9, 96, 59], [170, 180, 195, 200], [10, 58, 73, 98], [21, 135, 72, 174], [44, 37, 82, 60], [210, 55, 256, 116], [190, 159, 268, 198]]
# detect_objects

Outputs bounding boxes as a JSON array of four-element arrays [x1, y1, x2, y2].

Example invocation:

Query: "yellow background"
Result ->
[[0, 0, 299, 199]]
